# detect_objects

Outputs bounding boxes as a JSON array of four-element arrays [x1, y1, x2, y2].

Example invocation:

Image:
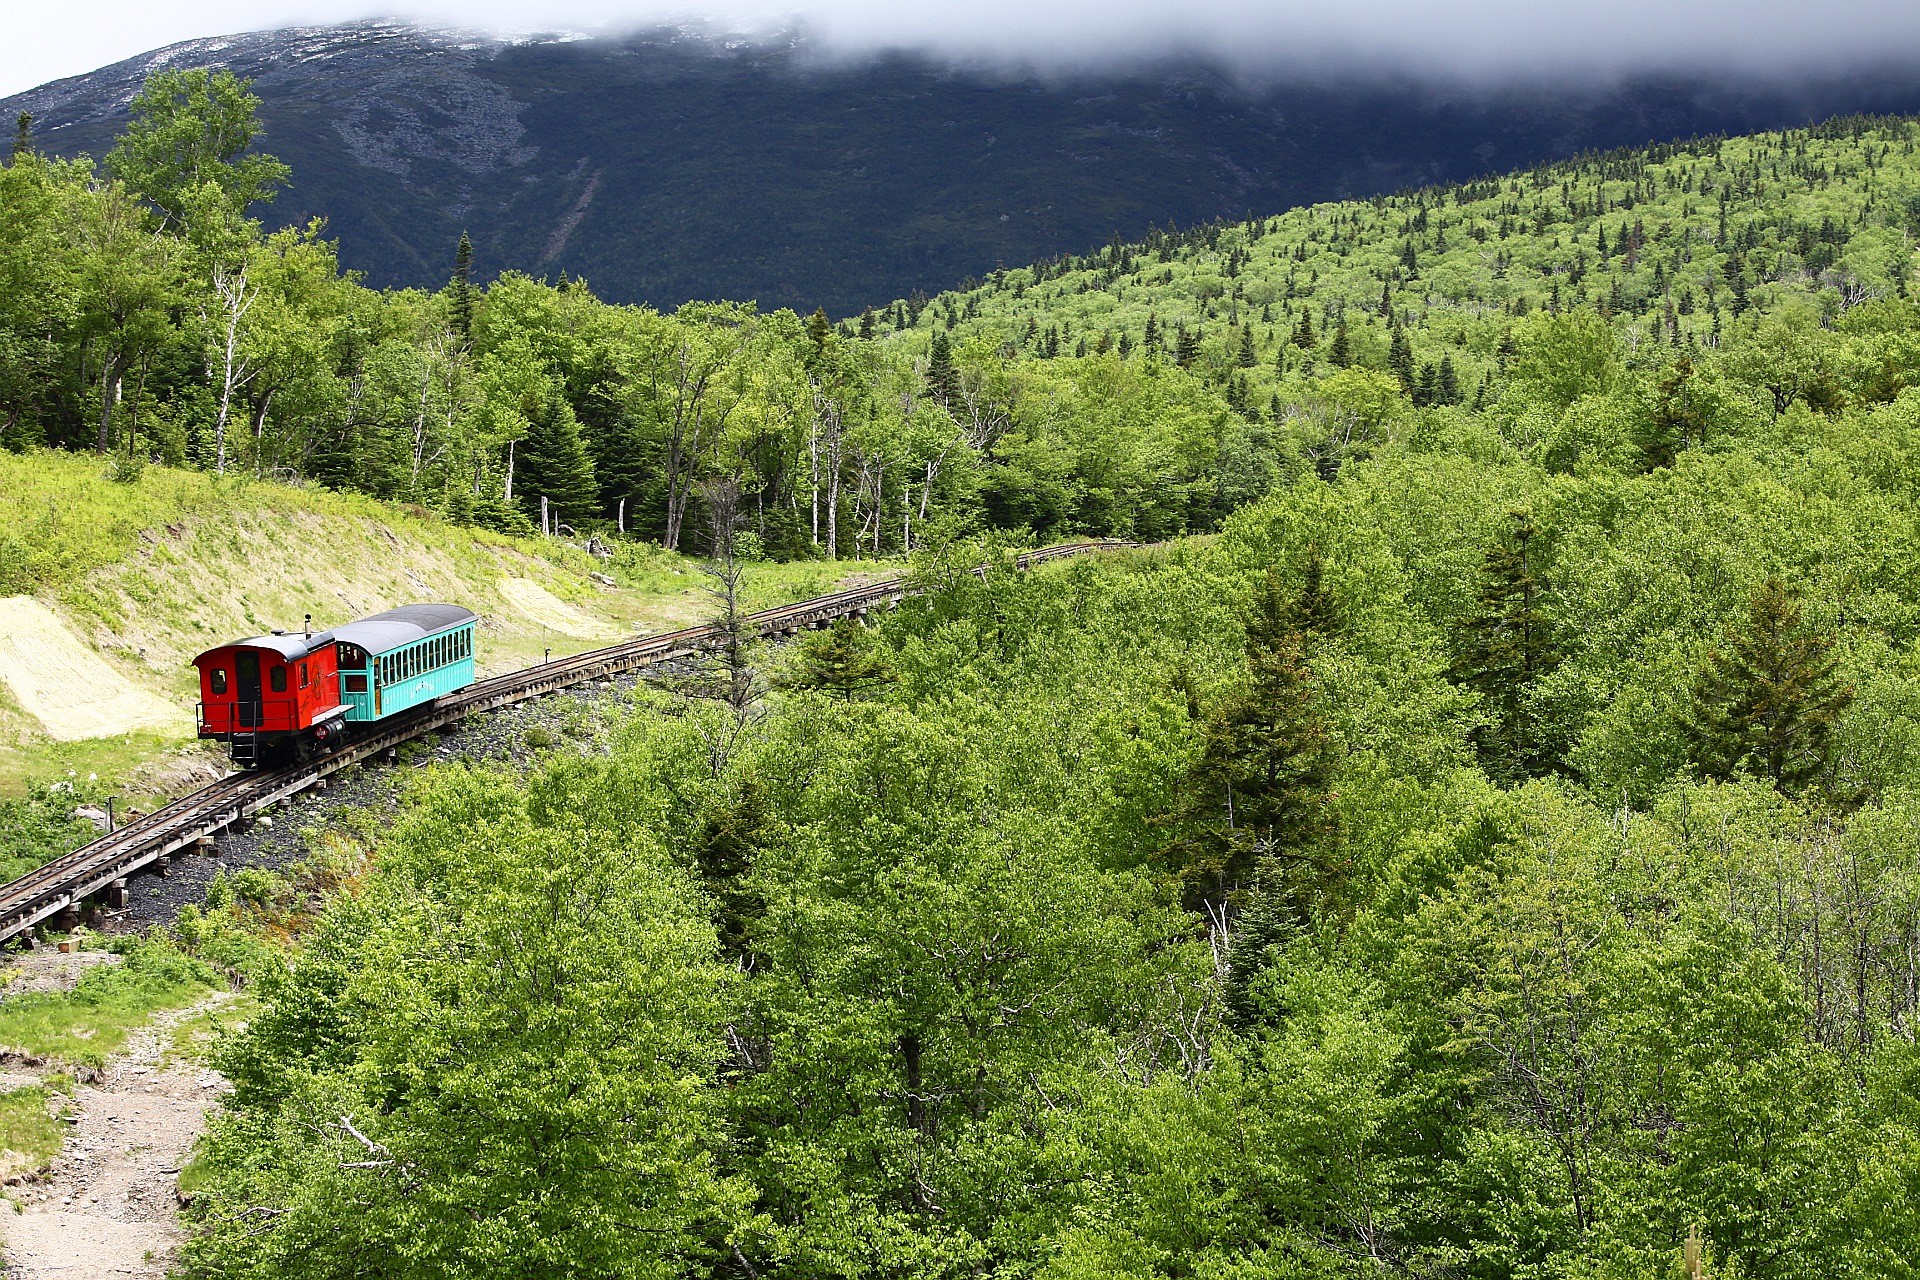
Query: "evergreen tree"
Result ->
[[516, 382, 598, 530], [1636, 356, 1707, 470], [858, 307, 876, 340], [693, 777, 774, 965], [10, 112, 29, 161], [1329, 316, 1351, 368], [449, 232, 475, 343], [1685, 578, 1854, 794], [806, 307, 832, 364], [1237, 327, 1258, 368], [782, 617, 897, 701], [921, 328, 960, 402], [1438, 354, 1460, 405], [1388, 323, 1415, 391], [1160, 562, 1342, 929], [1451, 511, 1562, 783], [1175, 325, 1200, 368]]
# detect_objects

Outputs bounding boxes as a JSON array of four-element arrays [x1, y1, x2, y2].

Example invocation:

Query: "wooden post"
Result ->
[[105, 797, 115, 834], [108, 879, 127, 909], [1685, 1226, 1703, 1280]]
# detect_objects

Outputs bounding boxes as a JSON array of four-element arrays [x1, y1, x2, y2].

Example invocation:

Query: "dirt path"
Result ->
[[2, 993, 235, 1279]]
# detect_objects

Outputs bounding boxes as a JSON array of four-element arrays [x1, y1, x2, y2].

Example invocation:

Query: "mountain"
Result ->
[[10, 21, 1920, 314]]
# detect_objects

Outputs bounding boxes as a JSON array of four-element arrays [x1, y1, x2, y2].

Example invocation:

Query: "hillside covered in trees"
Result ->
[[7, 69, 1920, 1279]]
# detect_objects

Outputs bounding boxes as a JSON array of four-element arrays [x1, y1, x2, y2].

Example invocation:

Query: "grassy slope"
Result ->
[[877, 114, 1920, 398], [0, 451, 897, 801]]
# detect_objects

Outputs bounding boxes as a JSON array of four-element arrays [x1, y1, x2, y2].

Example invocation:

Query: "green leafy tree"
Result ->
[[1684, 577, 1854, 793], [106, 68, 288, 228]]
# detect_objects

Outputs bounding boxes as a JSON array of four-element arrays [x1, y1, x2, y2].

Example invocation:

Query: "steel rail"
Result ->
[[0, 540, 1126, 945]]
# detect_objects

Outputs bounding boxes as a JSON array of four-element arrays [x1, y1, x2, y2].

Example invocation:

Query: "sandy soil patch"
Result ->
[[2, 950, 121, 1000], [2, 993, 235, 1279], [497, 578, 618, 639], [0, 599, 188, 742]]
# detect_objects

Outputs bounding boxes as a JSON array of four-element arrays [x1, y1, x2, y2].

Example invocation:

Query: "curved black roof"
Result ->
[[195, 604, 477, 665], [331, 605, 478, 657]]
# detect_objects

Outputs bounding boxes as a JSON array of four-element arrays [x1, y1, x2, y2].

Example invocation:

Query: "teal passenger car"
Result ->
[[331, 604, 479, 723]]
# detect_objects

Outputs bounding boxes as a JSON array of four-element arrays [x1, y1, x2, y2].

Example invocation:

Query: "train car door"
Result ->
[[235, 650, 262, 727]]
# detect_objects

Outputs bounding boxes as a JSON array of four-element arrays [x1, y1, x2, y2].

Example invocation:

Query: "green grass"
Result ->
[[0, 1084, 68, 1180], [160, 991, 261, 1070], [176, 1149, 215, 1199], [0, 944, 216, 1069]]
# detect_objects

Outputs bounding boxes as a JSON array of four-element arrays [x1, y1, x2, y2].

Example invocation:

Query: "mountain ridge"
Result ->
[[10, 21, 1920, 314]]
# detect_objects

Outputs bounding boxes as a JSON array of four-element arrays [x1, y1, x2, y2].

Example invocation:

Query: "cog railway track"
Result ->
[[0, 541, 1119, 946]]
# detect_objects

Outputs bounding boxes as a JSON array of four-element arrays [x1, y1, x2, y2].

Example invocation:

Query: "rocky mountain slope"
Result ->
[[10, 22, 1920, 315]]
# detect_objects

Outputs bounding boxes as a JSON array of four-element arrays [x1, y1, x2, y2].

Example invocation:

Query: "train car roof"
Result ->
[[193, 632, 332, 663], [330, 604, 478, 657], [193, 605, 477, 665]]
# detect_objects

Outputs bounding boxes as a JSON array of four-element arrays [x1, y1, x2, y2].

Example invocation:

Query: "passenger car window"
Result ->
[[270, 665, 287, 693], [211, 668, 227, 695], [300, 662, 310, 688]]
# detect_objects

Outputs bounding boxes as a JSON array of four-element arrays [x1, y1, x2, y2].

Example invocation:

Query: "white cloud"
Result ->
[[6, 0, 1920, 100]]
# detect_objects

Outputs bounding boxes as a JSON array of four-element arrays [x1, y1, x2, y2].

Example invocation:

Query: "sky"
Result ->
[[7, 0, 1920, 99]]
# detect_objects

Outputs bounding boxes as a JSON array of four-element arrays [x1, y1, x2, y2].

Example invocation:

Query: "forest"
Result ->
[[7, 67, 1920, 1279]]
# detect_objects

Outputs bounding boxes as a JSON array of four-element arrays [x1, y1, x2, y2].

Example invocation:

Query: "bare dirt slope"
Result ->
[[2, 992, 234, 1279], [0, 598, 189, 742]]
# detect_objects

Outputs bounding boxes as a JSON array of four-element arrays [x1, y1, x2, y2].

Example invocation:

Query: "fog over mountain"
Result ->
[[11, 0, 1920, 97], [7, 19, 1920, 312]]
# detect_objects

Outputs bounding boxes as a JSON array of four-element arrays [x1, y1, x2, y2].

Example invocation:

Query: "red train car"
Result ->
[[193, 630, 347, 766]]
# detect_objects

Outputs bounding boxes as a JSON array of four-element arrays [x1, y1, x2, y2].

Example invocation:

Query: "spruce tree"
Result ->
[[1636, 357, 1707, 470], [1685, 578, 1853, 794], [1237, 327, 1258, 368], [1175, 325, 1200, 368], [1388, 323, 1415, 391], [925, 330, 960, 404], [858, 307, 876, 340], [10, 112, 29, 161], [1160, 560, 1342, 931], [1451, 511, 1562, 783], [516, 382, 598, 530], [1329, 316, 1351, 368], [449, 232, 475, 342], [1438, 355, 1460, 405], [806, 307, 832, 364], [783, 617, 896, 701]]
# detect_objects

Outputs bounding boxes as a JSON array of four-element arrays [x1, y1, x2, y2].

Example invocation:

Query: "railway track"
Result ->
[[0, 541, 1123, 946]]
